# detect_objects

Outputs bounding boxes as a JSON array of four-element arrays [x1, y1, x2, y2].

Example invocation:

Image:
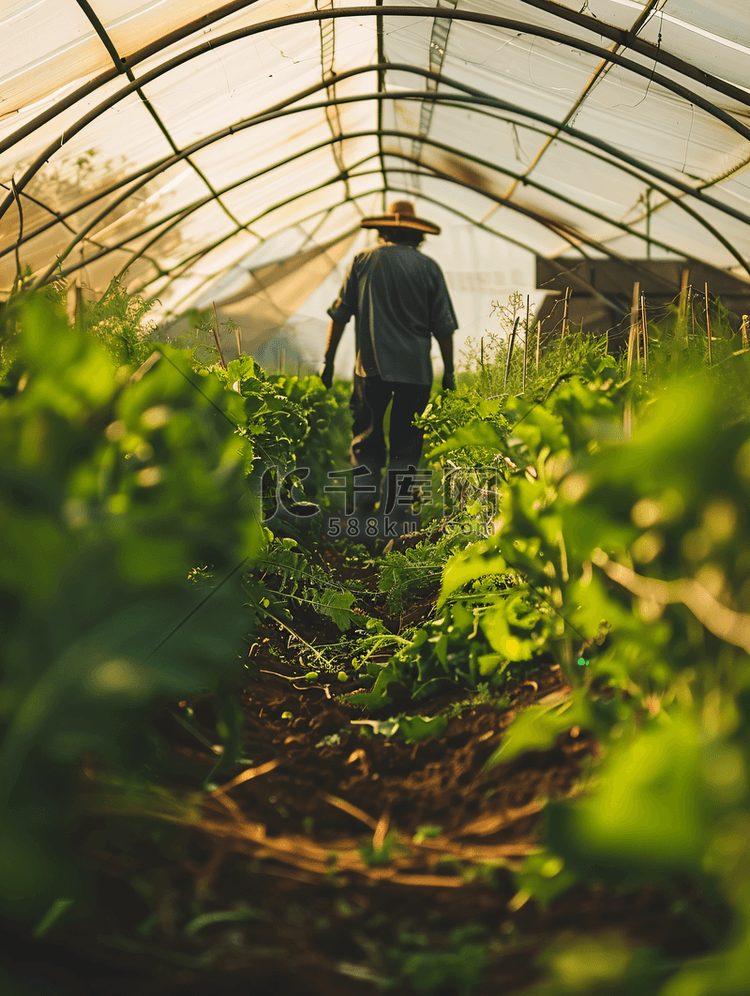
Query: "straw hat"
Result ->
[[360, 200, 441, 235]]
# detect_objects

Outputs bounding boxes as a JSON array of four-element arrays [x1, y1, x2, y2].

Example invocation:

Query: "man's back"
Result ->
[[329, 241, 456, 384]]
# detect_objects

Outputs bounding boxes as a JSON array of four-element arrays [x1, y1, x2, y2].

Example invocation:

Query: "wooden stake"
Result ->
[[677, 268, 689, 340], [627, 281, 640, 377], [504, 316, 520, 389], [211, 302, 227, 369], [234, 322, 242, 358], [535, 316, 542, 372], [704, 282, 712, 366], [689, 284, 694, 339], [523, 294, 530, 392], [636, 301, 641, 367], [561, 286, 571, 339], [640, 292, 648, 378], [623, 399, 632, 440], [66, 281, 83, 331]]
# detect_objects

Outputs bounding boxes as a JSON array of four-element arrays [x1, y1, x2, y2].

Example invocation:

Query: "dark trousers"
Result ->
[[349, 373, 431, 515]]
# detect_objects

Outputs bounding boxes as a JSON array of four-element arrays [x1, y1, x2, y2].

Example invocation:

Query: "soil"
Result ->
[[0, 536, 730, 995]]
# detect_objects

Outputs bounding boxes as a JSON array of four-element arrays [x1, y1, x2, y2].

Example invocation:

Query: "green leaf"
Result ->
[[548, 714, 711, 876], [476, 653, 506, 677], [33, 897, 75, 938], [185, 907, 270, 935], [427, 419, 508, 458], [512, 852, 578, 911], [397, 715, 448, 743], [487, 690, 588, 765], [317, 589, 356, 631], [439, 539, 508, 607], [347, 660, 403, 709]]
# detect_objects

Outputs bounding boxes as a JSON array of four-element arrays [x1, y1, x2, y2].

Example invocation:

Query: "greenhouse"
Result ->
[[4, 0, 750, 360], [3, 1, 750, 994]]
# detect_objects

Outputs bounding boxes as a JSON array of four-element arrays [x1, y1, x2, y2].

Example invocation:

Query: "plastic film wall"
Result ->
[[1, 0, 749, 338]]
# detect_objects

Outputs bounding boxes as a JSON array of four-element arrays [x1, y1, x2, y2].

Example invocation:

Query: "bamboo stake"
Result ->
[[640, 291, 648, 379], [561, 286, 571, 339], [234, 322, 242, 358], [211, 302, 227, 369], [624, 285, 637, 440], [677, 268, 689, 340], [535, 316, 542, 371], [66, 281, 83, 331], [623, 397, 633, 440], [705, 282, 712, 366], [626, 281, 640, 377], [523, 294, 530, 392], [742, 314, 748, 348], [689, 284, 695, 339], [636, 307, 641, 367], [504, 316, 520, 389]]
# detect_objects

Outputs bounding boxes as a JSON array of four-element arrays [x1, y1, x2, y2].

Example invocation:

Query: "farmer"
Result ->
[[321, 201, 457, 525]]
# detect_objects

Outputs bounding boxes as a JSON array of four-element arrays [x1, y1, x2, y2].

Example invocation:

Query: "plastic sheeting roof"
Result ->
[[2, 1, 749, 324]]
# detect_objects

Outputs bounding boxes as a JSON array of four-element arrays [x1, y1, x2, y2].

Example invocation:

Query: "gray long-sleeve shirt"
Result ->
[[327, 241, 457, 385]]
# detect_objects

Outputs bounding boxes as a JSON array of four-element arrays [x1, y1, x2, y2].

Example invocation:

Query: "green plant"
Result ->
[[384, 925, 489, 995], [347, 594, 531, 710], [523, 933, 674, 995], [244, 535, 359, 636], [378, 535, 456, 614], [359, 831, 405, 868], [215, 356, 309, 478], [0, 294, 263, 919], [415, 391, 510, 533], [267, 372, 352, 512], [168, 307, 223, 367], [77, 277, 158, 365], [443, 356, 750, 992]]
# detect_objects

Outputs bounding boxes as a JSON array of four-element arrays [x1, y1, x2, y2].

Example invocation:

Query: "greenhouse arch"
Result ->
[[2, 0, 749, 336]]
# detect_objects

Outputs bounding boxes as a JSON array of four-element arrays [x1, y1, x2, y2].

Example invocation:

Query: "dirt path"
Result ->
[[2, 540, 725, 995]]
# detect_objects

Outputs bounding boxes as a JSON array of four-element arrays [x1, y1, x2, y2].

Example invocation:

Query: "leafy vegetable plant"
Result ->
[[0, 294, 263, 918]]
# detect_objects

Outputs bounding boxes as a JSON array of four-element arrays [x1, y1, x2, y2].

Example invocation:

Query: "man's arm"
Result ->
[[429, 260, 457, 391], [320, 319, 346, 388], [436, 335, 455, 391], [325, 319, 346, 361]]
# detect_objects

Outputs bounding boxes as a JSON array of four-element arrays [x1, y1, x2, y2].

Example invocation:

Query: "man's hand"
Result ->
[[320, 357, 334, 389], [436, 336, 455, 392], [321, 319, 345, 388]]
